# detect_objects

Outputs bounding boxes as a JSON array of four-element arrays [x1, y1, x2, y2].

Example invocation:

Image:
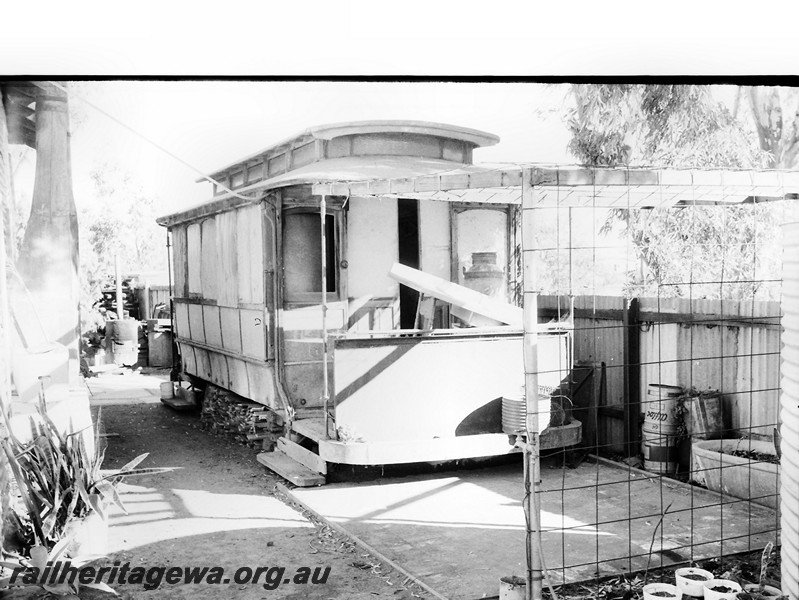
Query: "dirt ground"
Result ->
[[90, 399, 429, 600]]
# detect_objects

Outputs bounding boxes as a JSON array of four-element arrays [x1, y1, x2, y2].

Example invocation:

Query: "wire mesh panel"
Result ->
[[521, 170, 794, 589]]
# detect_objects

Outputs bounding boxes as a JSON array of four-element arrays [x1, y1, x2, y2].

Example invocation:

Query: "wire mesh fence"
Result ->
[[517, 177, 795, 587]]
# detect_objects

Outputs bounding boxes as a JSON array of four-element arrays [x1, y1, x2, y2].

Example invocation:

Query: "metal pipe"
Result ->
[[320, 195, 330, 439], [115, 254, 124, 319], [523, 291, 542, 600], [165, 230, 178, 375], [262, 202, 295, 427]]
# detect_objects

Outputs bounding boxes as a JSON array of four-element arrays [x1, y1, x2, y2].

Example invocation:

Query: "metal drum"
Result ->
[[642, 383, 683, 473]]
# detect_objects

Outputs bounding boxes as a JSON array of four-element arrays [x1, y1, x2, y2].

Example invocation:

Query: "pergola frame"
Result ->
[[311, 164, 799, 600]]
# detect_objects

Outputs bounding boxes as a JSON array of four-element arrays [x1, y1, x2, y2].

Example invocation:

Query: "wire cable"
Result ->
[[48, 81, 251, 201]]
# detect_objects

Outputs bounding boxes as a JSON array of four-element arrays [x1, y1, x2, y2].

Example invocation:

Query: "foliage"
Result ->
[[566, 84, 795, 300], [79, 164, 167, 332], [0, 399, 174, 553]]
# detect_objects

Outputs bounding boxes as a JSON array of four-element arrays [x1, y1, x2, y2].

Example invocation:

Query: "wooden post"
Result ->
[[320, 195, 330, 439], [521, 168, 543, 600], [622, 297, 641, 457], [16, 82, 80, 385]]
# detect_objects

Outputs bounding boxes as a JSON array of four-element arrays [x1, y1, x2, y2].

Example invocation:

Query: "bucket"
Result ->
[[643, 384, 683, 473], [160, 381, 175, 400], [113, 319, 140, 342], [642, 582, 681, 600], [499, 576, 526, 600], [703, 579, 741, 600], [674, 567, 713, 597]]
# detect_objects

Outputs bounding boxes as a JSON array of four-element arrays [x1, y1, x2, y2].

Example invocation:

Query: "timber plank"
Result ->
[[257, 450, 326, 487], [291, 416, 328, 442], [278, 437, 327, 475]]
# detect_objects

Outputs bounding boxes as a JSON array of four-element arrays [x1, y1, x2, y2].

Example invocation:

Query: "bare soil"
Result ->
[[727, 450, 780, 465], [86, 401, 428, 599]]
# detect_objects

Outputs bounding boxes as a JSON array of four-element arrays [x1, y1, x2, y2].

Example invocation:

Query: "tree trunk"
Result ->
[[16, 82, 80, 385], [0, 87, 13, 556], [747, 86, 799, 169]]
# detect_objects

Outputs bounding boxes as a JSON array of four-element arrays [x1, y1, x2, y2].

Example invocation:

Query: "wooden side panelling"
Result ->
[[227, 357, 250, 398], [171, 226, 188, 297], [187, 223, 201, 295], [180, 343, 197, 375], [195, 347, 212, 380], [174, 301, 190, 339], [202, 305, 223, 347], [216, 210, 238, 307], [187, 304, 205, 344], [240, 308, 266, 360], [208, 352, 230, 388], [219, 307, 242, 353], [247, 362, 276, 404], [200, 219, 218, 300], [237, 205, 264, 305]]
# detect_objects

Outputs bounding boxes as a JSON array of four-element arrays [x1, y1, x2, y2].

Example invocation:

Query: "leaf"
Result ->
[[92, 479, 126, 513], [87, 493, 108, 520], [30, 545, 49, 571], [2, 441, 46, 545], [80, 581, 119, 595], [118, 452, 149, 473], [43, 582, 80, 596]]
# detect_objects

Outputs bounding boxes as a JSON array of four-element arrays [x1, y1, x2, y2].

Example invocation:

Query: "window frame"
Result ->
[[281, 206, 342, 304]]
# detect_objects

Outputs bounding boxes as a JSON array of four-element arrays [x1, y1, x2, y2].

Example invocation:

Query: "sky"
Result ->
[[49, 81, 575, 215]]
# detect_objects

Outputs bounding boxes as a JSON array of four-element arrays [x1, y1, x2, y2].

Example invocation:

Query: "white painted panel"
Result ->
[[347, 196, 398, 298], [334, 332, 568, 442], [419, 199, 450, 280]]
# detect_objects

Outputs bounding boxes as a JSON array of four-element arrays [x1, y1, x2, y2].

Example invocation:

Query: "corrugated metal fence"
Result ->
[[540, 294, 781, 454]]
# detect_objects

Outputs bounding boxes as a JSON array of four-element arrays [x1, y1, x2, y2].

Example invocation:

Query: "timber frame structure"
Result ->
[[158, 121, 581, 483]]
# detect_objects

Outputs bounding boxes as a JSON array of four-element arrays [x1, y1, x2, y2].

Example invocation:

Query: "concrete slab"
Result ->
[[290, 456, 779, 600], [85, 369, 170, 405]]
